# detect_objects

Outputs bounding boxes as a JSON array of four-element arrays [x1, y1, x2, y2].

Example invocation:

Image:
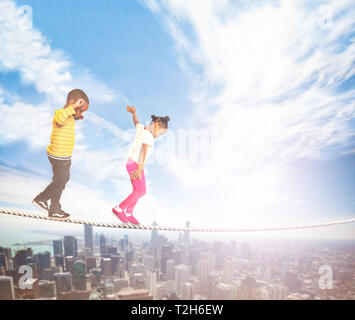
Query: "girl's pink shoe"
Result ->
[[112, 206, 128, 223], [126, 214, 140, 225]]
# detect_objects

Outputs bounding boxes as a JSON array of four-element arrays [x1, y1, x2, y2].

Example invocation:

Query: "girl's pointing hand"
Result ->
[[127, 105, 136, 114]]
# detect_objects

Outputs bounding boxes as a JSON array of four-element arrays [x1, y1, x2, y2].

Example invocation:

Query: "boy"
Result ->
[[32, 89, 89, 219]]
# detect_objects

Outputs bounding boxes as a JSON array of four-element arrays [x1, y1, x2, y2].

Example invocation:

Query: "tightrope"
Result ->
[[1, 208, 354, 232]]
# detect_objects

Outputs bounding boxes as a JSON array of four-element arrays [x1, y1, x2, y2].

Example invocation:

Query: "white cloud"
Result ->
[[0, 0, 122, 150], [0, 0, 116, 104], [141, 0, 355, 226]]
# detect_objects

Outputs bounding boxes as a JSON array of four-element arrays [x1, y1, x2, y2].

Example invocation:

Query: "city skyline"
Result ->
[[0, 223, 354, 300]]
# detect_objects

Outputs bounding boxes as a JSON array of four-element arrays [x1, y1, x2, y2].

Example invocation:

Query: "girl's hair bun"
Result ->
[[151, 114, 157, 121], [164, 116, 170, 122]]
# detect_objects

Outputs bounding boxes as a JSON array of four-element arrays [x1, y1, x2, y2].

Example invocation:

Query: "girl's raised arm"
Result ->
[[127, 105, 140, 126]]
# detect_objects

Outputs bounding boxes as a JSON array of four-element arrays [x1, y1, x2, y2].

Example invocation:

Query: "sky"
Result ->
[[0, 0, 354, 241]]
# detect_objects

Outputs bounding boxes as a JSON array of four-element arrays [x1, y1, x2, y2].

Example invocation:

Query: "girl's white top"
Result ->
[[127, 123, 155, 165]]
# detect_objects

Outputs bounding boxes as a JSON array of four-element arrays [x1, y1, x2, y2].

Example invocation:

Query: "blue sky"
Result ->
[[0, 0, 354, 240]]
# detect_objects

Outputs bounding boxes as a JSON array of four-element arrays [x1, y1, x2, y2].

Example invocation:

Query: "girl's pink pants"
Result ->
[[119, 158, 146, 214]]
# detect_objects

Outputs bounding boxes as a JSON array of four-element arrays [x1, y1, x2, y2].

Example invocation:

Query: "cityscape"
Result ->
[[0, 223, 354, 300]]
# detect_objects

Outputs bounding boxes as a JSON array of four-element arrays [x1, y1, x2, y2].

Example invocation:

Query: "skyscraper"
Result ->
[[146, 269, 157, 298], [174, 264, 191, 297], [54, 272, 72, 294], [166, 259, 175, 281], [183, 221, 190, 245], [0, 247, 12, 261], [64, 236, 77, 257], [14, 248, 33, 268], [86, 257, 97, 274], [181, 282, 194, 300], [151, 221, 158, 247], [213, 283, 231, 299], [100, 234, 106, 255], [34, 252, 51, 271], [73, 260, 87, 291], [198, 259, 210, 293], [65, 256, 76, 275], [0, 253, 7, 272], [53, 240, 63, 256], [0, 276, 15, 300], [54, 255, 64, 269], [101, 258, 112, 277], [84, 225, 93, 252], [160, 244, 172, 276]]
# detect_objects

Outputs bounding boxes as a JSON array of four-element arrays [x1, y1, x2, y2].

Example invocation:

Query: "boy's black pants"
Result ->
[[36, 156, 71, 210]]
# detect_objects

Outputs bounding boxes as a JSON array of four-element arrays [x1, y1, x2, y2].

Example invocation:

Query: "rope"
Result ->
[[1, 208, 354, 232]]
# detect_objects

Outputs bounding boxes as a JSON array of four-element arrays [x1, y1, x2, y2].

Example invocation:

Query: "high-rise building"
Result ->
[[63, 236, 77, 257], [268, 284, 288, 300], [174, 264, 191, 297], [54, 272, 72, 294], [183, 221, 190, 245], [189, 248, 201, 276], [198, 259, 210, 293], [208, 271, 220, 299], [54, 255, 64, 269], [14, 248, 33, 268], [101, 258, 111, 277], [111, 255, 123, 276], [0, 253, 8, 272], [160, 244, 172, 276], [0, 276, 15, 300], [73, 260, 87, 291], [34, 252, 51, 271], [53, 240, 63, 256], [100, 234, 106, 255], [166, 259, 175, 281], [86, 257, 97, 274], [181, 282, 194, 300], [130, 263, 145, 277], [172, 250, 183, 265], [213, 283, 231, 299], [38, 280, 56, 298], [131, 273, 145, 289], [65, 256, 76, 275], [212, 242, 224, 270], [84, 225, 93, 252], [107, 246, 118, 255], [146, 269, 157, 298], [113, 278, 129, 292], [151, 221, 158, 247], [143, 255, 155, 270], [0, 247, 12, 261], [42, 266, 62, 281]]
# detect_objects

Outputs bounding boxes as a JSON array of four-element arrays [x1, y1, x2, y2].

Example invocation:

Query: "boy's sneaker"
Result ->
[[126, 213, 140, 225], [49, 209, 70, 220], [112, 206, 129, 223], [32, 197, 49, 213]]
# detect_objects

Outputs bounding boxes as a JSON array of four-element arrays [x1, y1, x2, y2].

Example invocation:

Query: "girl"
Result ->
[[112, 105, 170, 225]]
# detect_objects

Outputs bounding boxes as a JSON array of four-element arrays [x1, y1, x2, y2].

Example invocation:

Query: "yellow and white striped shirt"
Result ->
[[47, 105, 76, 159]]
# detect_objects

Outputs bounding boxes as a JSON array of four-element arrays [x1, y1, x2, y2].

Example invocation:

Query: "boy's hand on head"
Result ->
[[73, 114, 84, 120]]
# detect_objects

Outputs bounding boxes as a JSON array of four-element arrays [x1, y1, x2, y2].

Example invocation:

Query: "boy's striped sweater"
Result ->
[[47, 105, 76, 159]]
